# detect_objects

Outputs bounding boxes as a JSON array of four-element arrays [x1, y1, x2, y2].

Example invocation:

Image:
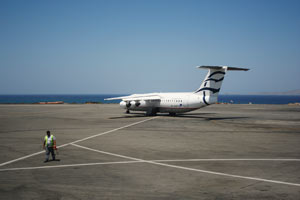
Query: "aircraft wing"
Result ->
[[105, 94, 161, 101]]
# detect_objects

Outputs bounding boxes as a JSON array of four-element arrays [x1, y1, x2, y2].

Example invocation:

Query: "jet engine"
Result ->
[[129, 101, 142, 108], [138, 100, 146, 107], [120, 101, 127, 109], [120, 100, 145, 109]]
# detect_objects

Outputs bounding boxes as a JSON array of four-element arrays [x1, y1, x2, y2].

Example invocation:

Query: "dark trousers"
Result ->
[[45, 146, 55, 160]]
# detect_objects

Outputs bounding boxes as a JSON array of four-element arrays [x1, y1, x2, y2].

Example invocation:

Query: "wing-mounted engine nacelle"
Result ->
[[120, 101, 127, 109], [129, 101, 143, 108], [120, 100, 145, 109], [138, 100, 146, 107]]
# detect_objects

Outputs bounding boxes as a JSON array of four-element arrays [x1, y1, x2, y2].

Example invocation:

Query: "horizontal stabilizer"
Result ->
[[198, 66, 249, 71]]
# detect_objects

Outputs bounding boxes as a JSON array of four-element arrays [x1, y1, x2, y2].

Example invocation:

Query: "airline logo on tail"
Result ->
[[195, 67, 227, 96]]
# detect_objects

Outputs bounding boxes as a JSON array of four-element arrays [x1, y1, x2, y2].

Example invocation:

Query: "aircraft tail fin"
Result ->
[[195, 66, 249, 98]]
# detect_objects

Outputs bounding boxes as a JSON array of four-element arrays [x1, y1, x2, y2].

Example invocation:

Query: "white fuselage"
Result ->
[[106, 66, 248, 115], [120, 92, 218, 114]]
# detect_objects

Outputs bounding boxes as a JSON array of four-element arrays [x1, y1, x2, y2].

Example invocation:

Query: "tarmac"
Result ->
[[0, 104, 299, 200]]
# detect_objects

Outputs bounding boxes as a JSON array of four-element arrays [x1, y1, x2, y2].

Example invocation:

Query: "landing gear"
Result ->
[[126, 110, 130, 114], [146, 108, 158, 116], [169, 112, 176, 116]]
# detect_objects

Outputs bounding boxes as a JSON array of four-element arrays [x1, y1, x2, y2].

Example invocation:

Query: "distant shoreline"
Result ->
[[0, 103, 118, 105], [0, 102, 300, 106], [0, 94, 299, 105]]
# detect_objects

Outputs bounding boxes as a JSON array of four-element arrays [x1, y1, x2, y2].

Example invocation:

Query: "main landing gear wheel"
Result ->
[[146, 108, 158, 116], [169, 112, 176, 116]]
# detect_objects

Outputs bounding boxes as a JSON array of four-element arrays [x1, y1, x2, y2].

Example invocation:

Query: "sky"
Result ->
[[0, 0, 300, 94]]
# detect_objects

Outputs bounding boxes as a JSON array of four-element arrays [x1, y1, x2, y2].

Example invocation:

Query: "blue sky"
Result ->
[[0, 0, 299, 94]]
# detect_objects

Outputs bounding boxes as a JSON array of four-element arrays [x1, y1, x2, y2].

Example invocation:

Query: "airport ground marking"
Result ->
[[69, 116, 159, 145], [1, 157, 300, 172], [0, 161, 143, 172], [0, 116, 159, 167], [152, 158, 300, 162], [2, 116, 300, 187], [71, 143, 144, 161], [71, 144, 300, 163], [0, 151, 45, 168], [71, 144, 300, 187]]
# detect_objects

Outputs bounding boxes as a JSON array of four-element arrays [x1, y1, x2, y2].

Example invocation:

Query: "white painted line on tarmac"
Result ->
[[154, 160, 300, 187], [0, 161, 142, 172], [0, 116, 159, 167], [2, 156, 299, 173], [0, 151, 45, 168], [69, 116, 159, 145], [152, 158, 300, 162], [72, 144, 300, 187], [72, 143, 143, 161]]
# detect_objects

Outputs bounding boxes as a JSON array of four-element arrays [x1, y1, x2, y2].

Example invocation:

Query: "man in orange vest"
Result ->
[[43, 130, 57, 163]]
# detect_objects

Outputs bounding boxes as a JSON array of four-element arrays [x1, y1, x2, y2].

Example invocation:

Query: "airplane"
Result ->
[[105, 66, 249, 116]]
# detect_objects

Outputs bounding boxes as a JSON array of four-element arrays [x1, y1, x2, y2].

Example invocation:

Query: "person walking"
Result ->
[[43, 130, 57, 162]]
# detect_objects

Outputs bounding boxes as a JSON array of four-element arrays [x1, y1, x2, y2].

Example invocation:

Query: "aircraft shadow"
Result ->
[[175, 112, 216, 116], [109, 113, 148, 119], [109, 113, 248, 121], [176, 114, 249, 120]]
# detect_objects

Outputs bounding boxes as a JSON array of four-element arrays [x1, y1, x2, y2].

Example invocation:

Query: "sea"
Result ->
[[0, 94, 299, 104]]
